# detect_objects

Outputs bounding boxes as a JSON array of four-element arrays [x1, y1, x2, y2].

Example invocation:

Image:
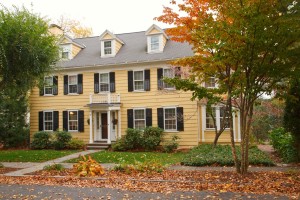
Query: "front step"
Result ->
[[86, 142, 111, 150]]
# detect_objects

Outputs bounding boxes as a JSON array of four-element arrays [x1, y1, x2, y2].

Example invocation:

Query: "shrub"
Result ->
[[67, 138, 85, 150], [43, 164, 64, 171], [182, 144, 274, 166], [73, 155, 105, 177], [30, 131, 52, 149], [111, 137, 127, 151], [163, 135, 180, 153], [113, 160, 165, 174], [123, 128, 143, 150], [269, 128, 298, 163], [53, 131, 72, 150], [142, 127, 164, 151]]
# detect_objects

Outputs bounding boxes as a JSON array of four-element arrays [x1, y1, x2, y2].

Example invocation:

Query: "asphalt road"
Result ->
[[0, 184, 290, 200]]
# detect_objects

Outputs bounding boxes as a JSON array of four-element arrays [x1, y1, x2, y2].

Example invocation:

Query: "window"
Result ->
[[44, 76, 53, 95], [164, 108, 177, 131], [150, 35, 160, 51], [62, 51, 69, 59], [44, 111, 53, 131], [104, 41, 112, 55], [163, 68, 175, 89], [134, 109, 146, 129], [205, 106, 230, 129], [68, 75, 78, 94], [133, 71, 144, 91], [68, 111, 78, 131], [100, 73, 109, 92], [205, 77, 216, 88]]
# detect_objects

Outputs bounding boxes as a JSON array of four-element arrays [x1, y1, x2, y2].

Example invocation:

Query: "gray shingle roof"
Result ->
[[59, 30, 194, 68]]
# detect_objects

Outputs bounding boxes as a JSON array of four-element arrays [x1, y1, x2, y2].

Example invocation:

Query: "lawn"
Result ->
[[68, 151, 185, 165], [0, 150, 79, 162]]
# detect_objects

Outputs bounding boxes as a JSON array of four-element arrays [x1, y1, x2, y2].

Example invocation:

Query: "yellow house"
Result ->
[[29, 24, 241, 149]]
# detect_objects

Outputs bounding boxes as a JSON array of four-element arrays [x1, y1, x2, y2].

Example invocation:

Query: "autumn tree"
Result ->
[[157, 0, 300, 174], [56, 15, 93, 38], [0, 6, 59, 147]]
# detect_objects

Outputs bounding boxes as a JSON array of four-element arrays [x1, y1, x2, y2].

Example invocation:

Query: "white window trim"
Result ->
[[163, 107, 177, 131], [147, 34, 163, 53], [44, 76, 54, 96], [99, 73, 110, 93], [68, 110, 78, 132], [43, 111, 53, 131], [133, 108, 146, 129], [133, 70, 144, 91], [101, 40, 115, 57], [205, 106, 230, 130], [68, 75, 78, 94]]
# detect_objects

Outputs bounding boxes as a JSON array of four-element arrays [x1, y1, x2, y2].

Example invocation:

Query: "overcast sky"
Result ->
[[1, 0, 175, 36]]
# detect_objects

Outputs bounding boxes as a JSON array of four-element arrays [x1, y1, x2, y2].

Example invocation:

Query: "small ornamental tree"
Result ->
[[157, 0, 300, 174]]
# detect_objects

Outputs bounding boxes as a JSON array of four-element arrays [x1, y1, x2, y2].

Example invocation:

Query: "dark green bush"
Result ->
[[67, 138, 85, 150], [142, 127, 164, 151], [163, 135, 180, 153], [269, 127, 298, 163], [112, 137, 127, 151], [182, 144, 274, 166], [53, 131, 72, 150], [31, 131, 53, 149], [123, 128, 143, 150]]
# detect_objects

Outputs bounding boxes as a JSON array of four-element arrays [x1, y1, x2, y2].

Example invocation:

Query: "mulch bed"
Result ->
[[0, 168, 21, 174]]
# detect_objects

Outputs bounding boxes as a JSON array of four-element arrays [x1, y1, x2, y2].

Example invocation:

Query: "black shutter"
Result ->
[[127, 109, 133, 128], [109, 72, 115, 92], [146, 108, 152, 127], [128, 71, 133, 92], [53, 111, 59, 131], [175, 67, 181, 78], [177, 107, 184, 131], [38, 111, 43, 131], [144, 69, 150, 91], [53, 76, 58, 95], [157, 108, 164, 129], [64, 75, 68, 95], [157, 68, 163, 90], [78, 74, 83, 94], [63, 111, 68, 131], [78, 110, 84, 132], [94, 73, 99, 93]]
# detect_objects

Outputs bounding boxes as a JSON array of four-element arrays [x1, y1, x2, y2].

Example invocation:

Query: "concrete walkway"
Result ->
[[4, 150, 100, 176]]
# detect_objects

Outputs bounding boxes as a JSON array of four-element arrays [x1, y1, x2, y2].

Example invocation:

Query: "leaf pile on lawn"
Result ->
[[73, 155, 105, 177]]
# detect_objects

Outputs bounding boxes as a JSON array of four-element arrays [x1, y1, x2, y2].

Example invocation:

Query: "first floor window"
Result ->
[[100, 73, 109, 92], [134, 109, 145, 129], [164, 108, 177, 131], [205, 106, 229, 129], [44, 111, 53, 131], [44, 76, 53, 95], [69, 111, 78, 131], [68, 75, 78, 94], [134, 71, 144, 90]]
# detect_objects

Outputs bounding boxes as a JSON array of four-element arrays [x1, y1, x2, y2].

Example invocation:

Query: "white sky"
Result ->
[[1, 0, 174, 36]]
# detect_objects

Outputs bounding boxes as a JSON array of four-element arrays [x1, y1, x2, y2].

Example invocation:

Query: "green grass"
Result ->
[[67, 151, 185, 165], [0, 150, 79, 162], [182, 144, 275, 166]]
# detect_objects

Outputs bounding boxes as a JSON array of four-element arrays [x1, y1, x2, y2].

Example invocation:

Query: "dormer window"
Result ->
[[150, 36, 160, 51], [104, 41, 112, 55], [60, 44, 72, 60], [62, 51, 69, 59]]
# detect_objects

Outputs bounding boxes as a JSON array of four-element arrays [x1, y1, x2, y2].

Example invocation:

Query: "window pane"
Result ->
[[134, 110, 145, 120], [134, 71, 143, 80], [69, 121, 78, 131], [165, 108, 176, 119], [69, 75, 77, 85], [165, 119, 176, 130], [44, 112, 52, 121], [100, 83, 109, 91], [44, 122, 53, 131], [163, 69, 175, 89], [151, 36, 159, 51], [62, 52, 69, 59], [206, 107, 216, 128], [104, 41, 111, 48], [205, 77, 216, 88], [69, 111, 78, 120], [45, 77, 53, 86], [134, 81, 144, 90], [100, 73, 109, 83], [135, 120, 145, 129], [164, 108, 176, 130], [45, 87, 53, 95], [220, 107, 230, 128], [69, 85, 78, 93], [104, 48, 112, 55]]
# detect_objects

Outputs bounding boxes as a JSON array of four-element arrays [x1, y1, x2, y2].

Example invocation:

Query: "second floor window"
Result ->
[[68, 75, 78, 94], [163, 68, 175, 89], [205, 77, 217, 88], [44, 76, 53, 95], [100, 73, 109, 92], [104, 41, 112, 55], [134, 71, 144, 91]]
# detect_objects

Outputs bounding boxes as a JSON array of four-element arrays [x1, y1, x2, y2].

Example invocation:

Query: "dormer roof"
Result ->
[[59, 34, 86, 49], [99, 30, 124, 44], [145, 24, 169, 39]]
